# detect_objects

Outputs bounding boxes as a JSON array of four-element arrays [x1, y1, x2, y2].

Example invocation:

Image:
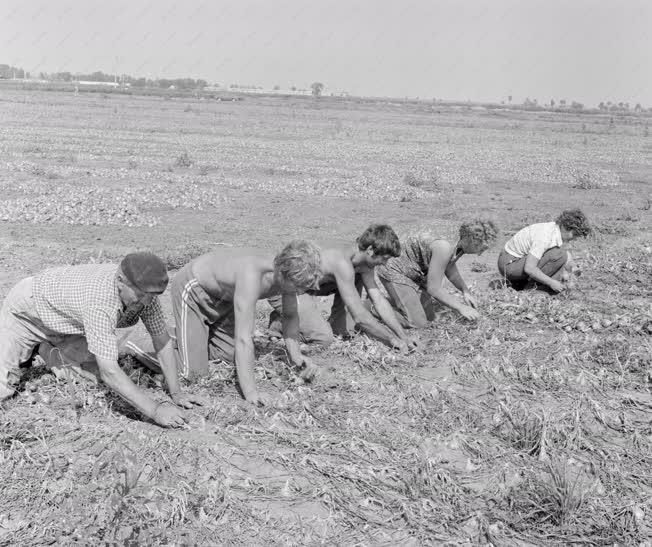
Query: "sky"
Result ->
[[1, 0, 651, 107]]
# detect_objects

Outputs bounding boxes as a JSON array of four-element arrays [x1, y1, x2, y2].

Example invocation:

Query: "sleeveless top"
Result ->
[[377, 230, 439, 290]]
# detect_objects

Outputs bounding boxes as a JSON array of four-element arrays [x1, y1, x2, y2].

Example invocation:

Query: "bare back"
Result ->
[[318, 245, 371, 287], [190, 248, 278, 301]]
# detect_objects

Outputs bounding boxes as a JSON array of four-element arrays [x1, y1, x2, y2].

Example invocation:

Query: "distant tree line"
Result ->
[[597, 101, 645, 113], [0, 64, 26, 79], [513, 95, 650, 113], [36, 70, 207, 90], [229, 84, 264, 90]]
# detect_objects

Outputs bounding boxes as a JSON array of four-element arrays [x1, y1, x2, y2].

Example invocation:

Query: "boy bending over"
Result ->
[[172, 241, 321, 405], [269, 224, 417, 352]]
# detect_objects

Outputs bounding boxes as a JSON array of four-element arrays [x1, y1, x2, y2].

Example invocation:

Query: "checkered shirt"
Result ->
[[32, 263, 167, 361]]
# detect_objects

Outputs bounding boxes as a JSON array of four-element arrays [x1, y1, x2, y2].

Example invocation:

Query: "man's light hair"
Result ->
[[459, 219, 498, 245], [274, 240, 322, 291]]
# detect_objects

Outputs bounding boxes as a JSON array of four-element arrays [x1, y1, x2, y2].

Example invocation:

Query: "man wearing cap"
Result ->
[[0, 252, 203, 427]]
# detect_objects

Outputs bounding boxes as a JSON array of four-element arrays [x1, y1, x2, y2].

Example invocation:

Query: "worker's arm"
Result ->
[[361, 269, 417, 349], [281, 292, 319, 381], [151, 332, 205, 408], [95, 355, 186, 427], [333, 261, 406, 351], [523, 254, 565, 292], [444, 260, 477, 309], [426, 241, 479, 321], [233, 272, 272, 405]]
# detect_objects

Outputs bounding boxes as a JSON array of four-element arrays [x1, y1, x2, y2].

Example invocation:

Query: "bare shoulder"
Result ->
[[322, 247, 354, 278], [430, 239, 453, 257]]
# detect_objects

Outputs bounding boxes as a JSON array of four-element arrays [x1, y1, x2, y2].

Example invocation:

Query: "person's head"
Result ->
[[458, 219, 498, 255], [356, 224, 401, 267], [273, 240, 322, 293], [116, 252, 169, 307], [556, 209, 591, 242]]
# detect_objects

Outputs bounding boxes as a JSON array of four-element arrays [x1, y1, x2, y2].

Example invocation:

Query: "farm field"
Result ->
[[0, 88, 650, 545]]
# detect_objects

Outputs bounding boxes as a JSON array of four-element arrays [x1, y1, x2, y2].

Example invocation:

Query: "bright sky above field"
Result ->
[[1, 0, 651, 107]]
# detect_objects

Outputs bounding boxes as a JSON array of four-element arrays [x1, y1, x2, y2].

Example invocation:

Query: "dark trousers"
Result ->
[[497, 247, 568, 289]]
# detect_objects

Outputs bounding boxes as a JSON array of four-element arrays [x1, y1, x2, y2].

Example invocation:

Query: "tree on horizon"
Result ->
[[311, 82, 324, 97]]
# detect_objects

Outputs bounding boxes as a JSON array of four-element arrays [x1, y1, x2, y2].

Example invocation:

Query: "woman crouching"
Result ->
[[497, 209, 590, 293], [377, 220, 498, 327]]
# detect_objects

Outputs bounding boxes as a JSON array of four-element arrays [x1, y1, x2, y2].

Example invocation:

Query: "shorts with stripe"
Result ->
[[171, 263, 236, 380]]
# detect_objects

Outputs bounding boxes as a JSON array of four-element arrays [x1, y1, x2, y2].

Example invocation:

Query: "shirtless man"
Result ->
[[269, 224, 417, 352], [171, 240, 322, 405]]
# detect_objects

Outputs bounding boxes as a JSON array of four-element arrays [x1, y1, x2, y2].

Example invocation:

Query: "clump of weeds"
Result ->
[[175, 151, 193, 168]]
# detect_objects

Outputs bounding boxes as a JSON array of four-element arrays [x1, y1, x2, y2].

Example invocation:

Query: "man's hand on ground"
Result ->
[[295, 356, 320, 383], [299, 357, 320, 382], [548, 280, 566, 293], [153, 403, 187, 427], [458, 304, 480, 321], [391, 338, 410, 354], [405, 335, 419, 350], [171, 392, 207, 409], [245, 391, 274, 407], [463, 291, 478, 309]]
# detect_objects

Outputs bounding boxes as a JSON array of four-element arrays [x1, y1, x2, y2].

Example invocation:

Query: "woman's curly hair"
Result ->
[[459, 219, 499, 245], [556, 209, 591, 237]]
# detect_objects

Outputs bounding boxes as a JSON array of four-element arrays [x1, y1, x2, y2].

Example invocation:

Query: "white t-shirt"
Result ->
[[504, 222, 563, 259]]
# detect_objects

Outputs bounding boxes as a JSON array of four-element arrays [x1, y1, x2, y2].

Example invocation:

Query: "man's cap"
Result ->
[[120, 252, 169, 293]]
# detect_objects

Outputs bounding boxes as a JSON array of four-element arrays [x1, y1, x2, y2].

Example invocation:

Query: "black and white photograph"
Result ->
[[0, 1, 650, 544]]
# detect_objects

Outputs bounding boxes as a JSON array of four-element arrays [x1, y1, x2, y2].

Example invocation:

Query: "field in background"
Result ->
[[0, 89, 650, 545]]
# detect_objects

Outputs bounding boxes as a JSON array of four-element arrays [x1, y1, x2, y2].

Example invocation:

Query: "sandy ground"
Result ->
[[0, 88, 650, 545]]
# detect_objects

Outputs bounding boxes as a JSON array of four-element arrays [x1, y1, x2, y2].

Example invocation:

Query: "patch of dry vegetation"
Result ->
[[0, 89, 650, 545], [1, 237, 650, 545]]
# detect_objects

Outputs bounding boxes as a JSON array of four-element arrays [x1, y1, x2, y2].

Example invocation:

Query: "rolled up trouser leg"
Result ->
[[268, 293, 334, 346], [0, 277, 49, 400]]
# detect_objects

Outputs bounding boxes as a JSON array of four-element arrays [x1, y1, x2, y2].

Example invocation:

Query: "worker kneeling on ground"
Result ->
[[377, 219, 498, 327], [171, 240, 322, 406], [0, 252, 203, 427], [497, 209, 590, 293]]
